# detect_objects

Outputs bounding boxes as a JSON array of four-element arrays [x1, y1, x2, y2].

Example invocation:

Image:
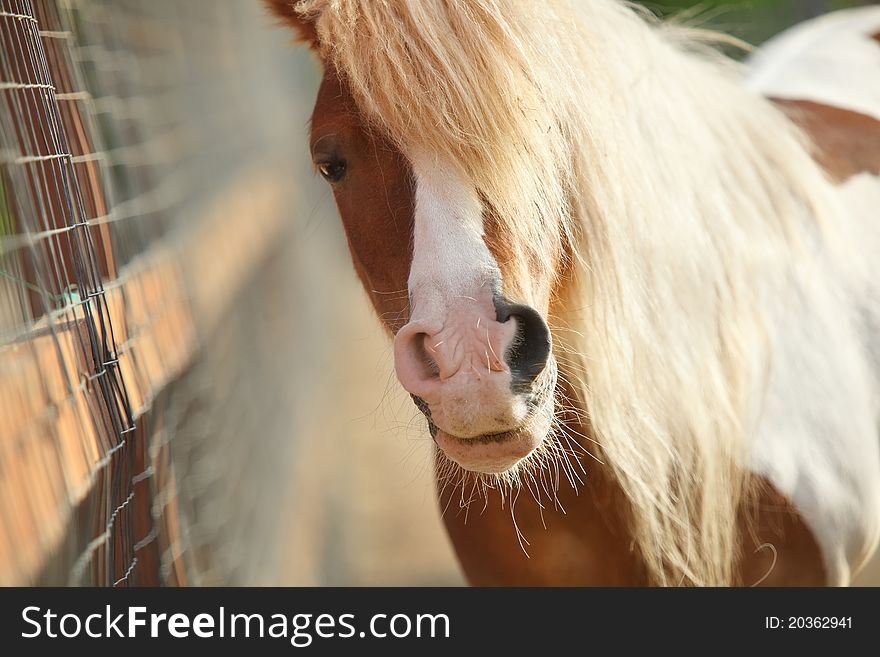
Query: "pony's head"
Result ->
[[269, 0, 573, 474], [268, 0, 841, 586]]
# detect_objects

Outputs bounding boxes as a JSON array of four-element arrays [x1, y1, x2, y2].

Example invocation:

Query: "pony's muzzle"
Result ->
[[393, 296, 554, 471]]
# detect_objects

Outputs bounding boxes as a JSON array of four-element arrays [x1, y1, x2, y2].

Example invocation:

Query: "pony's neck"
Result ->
[[436, 438, 648, 585]]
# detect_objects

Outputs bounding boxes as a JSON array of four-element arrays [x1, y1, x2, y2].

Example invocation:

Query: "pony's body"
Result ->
[[744, 9, 880, 585], [268, 0, 880, 586]]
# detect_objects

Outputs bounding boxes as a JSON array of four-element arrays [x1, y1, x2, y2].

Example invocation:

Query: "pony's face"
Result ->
[[310, 72, 559, 475], [272, 2, 562, 474]]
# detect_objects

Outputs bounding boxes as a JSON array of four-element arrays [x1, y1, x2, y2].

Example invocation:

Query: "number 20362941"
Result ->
[[765, 616, 852, 629]]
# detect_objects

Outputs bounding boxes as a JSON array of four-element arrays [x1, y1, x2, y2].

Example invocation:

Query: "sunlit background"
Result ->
[[0, 0, 875, 586]]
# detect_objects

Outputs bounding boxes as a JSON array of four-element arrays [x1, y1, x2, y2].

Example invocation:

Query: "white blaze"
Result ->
[[406, 150, 501, 324]]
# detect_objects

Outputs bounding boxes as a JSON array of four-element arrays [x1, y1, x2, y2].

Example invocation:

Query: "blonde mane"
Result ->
[[300, 0, 848, 585]]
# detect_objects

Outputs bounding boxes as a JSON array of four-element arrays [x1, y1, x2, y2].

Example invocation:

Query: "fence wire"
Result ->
[[0, 0, 309, 586]]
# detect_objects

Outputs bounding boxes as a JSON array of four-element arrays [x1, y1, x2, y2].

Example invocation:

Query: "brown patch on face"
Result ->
[[872, 30, 880, 45], [771, 98, 880, 183], [309, 70, 415, 332], [310, 70, 560, 331]]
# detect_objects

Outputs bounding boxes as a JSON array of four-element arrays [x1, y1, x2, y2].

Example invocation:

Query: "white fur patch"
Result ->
[[747, 7, 880, 121], [406, 150, 500, 323]]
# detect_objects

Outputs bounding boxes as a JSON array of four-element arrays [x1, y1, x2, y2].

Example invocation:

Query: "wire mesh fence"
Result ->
[[0, 0, 308, 586]]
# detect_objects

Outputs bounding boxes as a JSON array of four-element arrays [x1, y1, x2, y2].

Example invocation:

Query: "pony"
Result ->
[[266, 0, 880, 586]]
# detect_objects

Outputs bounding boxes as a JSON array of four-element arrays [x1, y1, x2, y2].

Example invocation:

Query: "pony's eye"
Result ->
[[317, 160, 347, 183]]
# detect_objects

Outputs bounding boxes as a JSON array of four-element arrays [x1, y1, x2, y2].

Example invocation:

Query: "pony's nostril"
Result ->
[[393, 324, 443, 398], [416, 333, 441, 379], [495, 298, 551, 388]]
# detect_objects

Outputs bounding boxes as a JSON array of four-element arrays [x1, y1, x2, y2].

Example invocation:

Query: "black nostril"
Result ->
[[494, 297, 551, 389]]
